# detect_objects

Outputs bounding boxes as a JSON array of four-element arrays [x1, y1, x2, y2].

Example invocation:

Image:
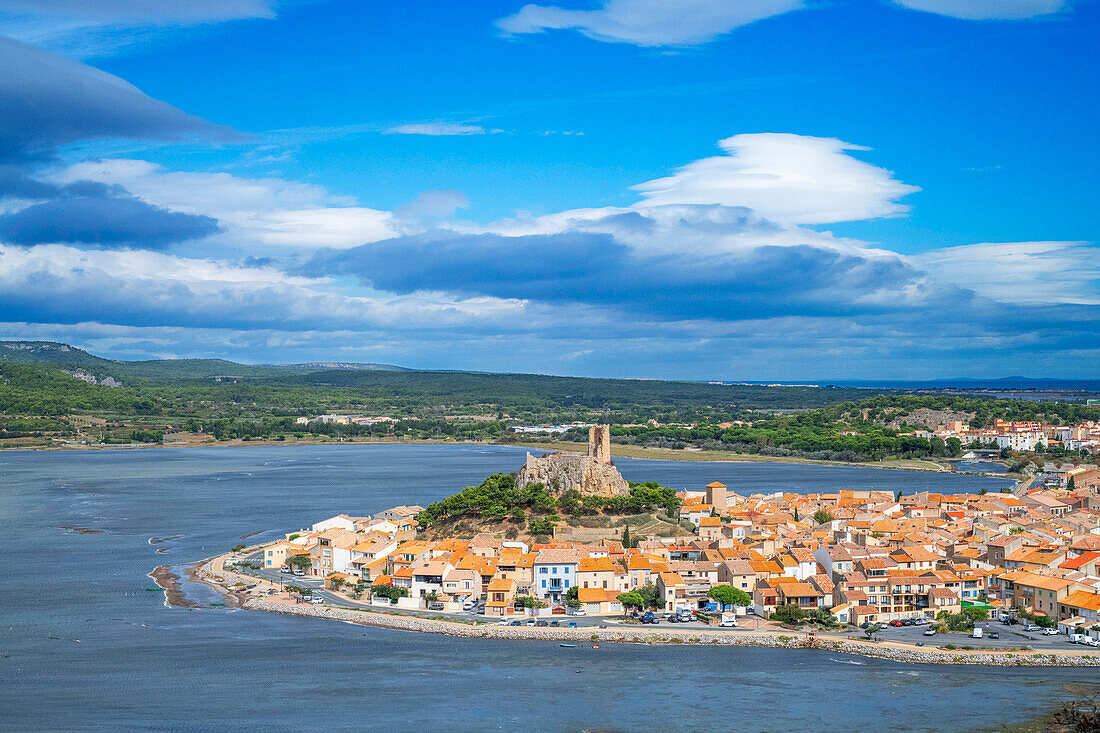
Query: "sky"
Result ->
[[0, 0, 1096, 380]]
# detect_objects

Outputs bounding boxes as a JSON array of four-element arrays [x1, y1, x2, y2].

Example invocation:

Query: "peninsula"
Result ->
[[172, 427, 1100, 667]]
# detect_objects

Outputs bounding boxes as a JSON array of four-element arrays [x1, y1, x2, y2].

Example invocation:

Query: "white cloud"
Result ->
[[630, 133, 920, 225], [385, 123, 498, 136], [395, 190, 470, 219], [891, 0, 1070, 20], [0, 243, 533, 331], [0, 0, 277, 56], [497, 0, 805, 46], [53, 160, 399, 249], [918, 241, 1100, 305]]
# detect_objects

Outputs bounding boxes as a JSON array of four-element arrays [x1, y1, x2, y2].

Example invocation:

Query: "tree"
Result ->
[[770, 604, 805, 625], [329, 575, 347, 591], [1069, 476, 1077, 491], [793, 507, 800, 523], [946, 437, 962, 457], [286, 554, 312, 571], [963, 607, 989, 624], [423, 590, 439, 608], [371, 584, 409, 603], [707, 584, 751, 610], [813, 509, 834, 525], [617, 592, 645, 614], [621, 525, 632, 549], [231, 544, 246, 553]]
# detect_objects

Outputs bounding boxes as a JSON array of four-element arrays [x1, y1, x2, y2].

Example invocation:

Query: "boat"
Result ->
[[559, 643, 576, 648], [145, 588, 162, 592], [210, 602, 226, 606]]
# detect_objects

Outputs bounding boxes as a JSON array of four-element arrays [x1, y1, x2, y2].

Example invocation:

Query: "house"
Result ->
[[656, 572, 687, 611], [577, 556, 617, 591], [484, 578, 517, 616], [578, 587, 623, 615], [776, 582, 825, 610], [409, 560, 455, 600], [533, 549, 580, 602]]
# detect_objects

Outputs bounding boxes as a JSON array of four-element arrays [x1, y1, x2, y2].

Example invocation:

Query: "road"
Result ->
[[231, 553, 766, 631]]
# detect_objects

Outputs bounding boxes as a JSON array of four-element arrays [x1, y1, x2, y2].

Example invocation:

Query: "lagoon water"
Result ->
[[0, 444, 1088, 731]]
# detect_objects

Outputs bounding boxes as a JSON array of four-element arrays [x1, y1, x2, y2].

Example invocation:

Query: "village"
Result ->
[[230, 426, 1100, 646]]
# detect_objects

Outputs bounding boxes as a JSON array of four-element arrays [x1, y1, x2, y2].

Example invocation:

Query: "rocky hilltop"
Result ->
[[515, 424, 629, 498]]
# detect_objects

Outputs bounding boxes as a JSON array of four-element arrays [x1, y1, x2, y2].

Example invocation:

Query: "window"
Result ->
[[540, 567, 547, 574], [542, 580, 546, 588], [552, 567, 558, 574]]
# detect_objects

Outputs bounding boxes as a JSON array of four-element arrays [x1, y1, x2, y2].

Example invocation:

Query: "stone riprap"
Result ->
[[243, 599, 1100, 667]]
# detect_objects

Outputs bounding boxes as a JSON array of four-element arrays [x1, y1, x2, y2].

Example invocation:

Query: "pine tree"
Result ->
[[622, 525, 631, 549]]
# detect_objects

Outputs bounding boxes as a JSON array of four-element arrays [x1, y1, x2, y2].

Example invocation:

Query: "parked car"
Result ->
[[292, 569, 305, 576], [309, 596, 324, 604], [1023, 624, 1041, 632], [496, 619, 509, 625], [279, 566, 290, 574], [550, 620, 560, 627], [890, 621, 905, 627], [428, 603, 444, 611], [1042, 628, 1060, 635], [462, 601, 476, 611], [901, 619, 916, 626], [567, 622, 577, 628], [508, 620, 521, 626], [913, 618, 929, 626], [570, 608, 587, 616], [536, 620, 548, 627], [525, 618, 536, 627]]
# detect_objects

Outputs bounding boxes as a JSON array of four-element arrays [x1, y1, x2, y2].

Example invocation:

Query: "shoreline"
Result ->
[[3, 436, 1019, 479], [176, 551, 1100, 668]]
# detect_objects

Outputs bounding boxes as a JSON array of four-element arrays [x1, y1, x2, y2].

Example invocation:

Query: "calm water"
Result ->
[[0, 444, 1088, 732]]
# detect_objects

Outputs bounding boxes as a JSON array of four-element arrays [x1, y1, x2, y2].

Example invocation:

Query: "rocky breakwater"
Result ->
[[240, 600, 1100, 667]]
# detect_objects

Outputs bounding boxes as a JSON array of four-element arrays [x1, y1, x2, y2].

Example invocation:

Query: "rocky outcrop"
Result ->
[[515, 451, 629, 498]]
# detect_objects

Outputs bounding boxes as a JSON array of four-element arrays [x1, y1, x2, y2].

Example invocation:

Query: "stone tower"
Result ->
[[705, 481, 727, 514], [588, 424, 611, 465]]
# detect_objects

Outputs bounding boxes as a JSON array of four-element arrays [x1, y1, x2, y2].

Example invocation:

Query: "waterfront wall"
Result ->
[[244, 599, 1100, 667]]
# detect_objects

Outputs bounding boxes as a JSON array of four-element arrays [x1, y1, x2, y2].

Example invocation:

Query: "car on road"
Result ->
[[309, 596, 324, 604], [924, 629, 936, 636], [279, 566, 290, 574], [1023, 624, 1041, 632], [568, 622, 577, 628], [1042, 628, 1060, 635], [293, 569, 305, 576], [988, 631, 1000, 639]]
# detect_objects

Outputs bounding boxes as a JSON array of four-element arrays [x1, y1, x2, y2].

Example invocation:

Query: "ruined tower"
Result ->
[[515, 423, 627, 498], [588, 424, 611, 464]]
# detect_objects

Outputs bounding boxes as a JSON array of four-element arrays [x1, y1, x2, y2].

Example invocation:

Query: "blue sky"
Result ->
[[0, 0, 1096, 379]]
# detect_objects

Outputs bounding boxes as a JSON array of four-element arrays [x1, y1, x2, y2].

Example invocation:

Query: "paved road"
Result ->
[[230, 554, 767, 631]]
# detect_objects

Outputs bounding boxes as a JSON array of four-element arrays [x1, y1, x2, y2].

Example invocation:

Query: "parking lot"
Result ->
[[855, 621, 1075, 650]]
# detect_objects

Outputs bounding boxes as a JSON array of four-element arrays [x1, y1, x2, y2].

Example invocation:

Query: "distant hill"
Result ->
[[0, 341, 408, 381]]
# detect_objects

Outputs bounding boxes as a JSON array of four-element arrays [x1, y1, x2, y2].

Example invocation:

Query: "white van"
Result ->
[[971, 627, 983, 639], [719, 613, 738, 628]]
